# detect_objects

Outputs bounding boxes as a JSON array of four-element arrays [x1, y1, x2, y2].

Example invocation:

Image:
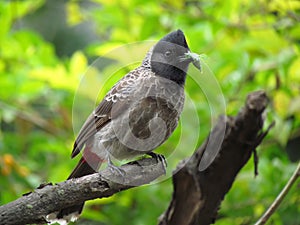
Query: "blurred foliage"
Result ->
[[0, 0, 300, 225]]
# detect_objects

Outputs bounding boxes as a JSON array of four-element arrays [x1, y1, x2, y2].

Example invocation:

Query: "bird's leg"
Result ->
[[147, 152, 167, 174], [107, 155, 126, 177]]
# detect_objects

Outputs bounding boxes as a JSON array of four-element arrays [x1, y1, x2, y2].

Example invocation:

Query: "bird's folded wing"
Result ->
[[71, 69, 142, 158], [71, 99, 113, 158]]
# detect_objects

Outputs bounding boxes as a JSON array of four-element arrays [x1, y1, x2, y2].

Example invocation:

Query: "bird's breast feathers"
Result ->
[[90, 67, 185, 159]]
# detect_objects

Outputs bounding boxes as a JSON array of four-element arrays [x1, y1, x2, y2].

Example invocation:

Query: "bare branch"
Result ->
[[0, 90, 272, 225], [158, 90, 271, 225], [0, 158, 165, 225], [255, 161, 300, 225]]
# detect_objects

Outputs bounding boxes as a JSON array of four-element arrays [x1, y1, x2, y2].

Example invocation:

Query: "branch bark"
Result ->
[[0, 158, 166, 225], [0, 90, 271, 225], [158, 90, 272, 225]]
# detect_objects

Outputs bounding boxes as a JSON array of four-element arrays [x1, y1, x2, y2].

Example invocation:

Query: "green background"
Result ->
[[0, 0, 299, 224]]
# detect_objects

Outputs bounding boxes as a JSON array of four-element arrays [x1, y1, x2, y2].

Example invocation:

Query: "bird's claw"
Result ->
[[107, 157, 126, 177], [147, 152, 167, 174]]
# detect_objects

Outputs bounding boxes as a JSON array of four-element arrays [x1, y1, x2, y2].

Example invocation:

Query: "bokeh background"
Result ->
[[0, 0, 299, 224]]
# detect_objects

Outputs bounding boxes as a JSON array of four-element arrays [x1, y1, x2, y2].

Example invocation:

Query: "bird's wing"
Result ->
[[71, 68, 145, 158], [71, 99, 113, 158]]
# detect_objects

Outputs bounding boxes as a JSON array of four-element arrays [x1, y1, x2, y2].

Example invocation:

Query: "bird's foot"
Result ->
[[107, 158, 126, 177], [147, 152, 167, 174]]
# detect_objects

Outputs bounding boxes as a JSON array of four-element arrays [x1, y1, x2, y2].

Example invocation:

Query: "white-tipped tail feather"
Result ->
[[46, 212, 79, 225]]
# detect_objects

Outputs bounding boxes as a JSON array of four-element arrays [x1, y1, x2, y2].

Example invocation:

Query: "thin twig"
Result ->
[[254, 161, 300, 225]]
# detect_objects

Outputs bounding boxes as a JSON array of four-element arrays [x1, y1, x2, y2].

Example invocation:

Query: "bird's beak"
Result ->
[[184, 51, 202, 71]]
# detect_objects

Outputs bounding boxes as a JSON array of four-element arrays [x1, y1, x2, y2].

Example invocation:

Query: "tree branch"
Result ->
[[254, 161, 300, 225], [0, 158, 166, 225], [0, 90, 272, 225], [158, 90, 272, 225]]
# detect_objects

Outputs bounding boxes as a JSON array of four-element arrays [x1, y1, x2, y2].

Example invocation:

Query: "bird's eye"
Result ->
[[164, 50, 172, 57]]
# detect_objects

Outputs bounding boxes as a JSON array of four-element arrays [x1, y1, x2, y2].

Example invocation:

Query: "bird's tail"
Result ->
[[47, 156, 101, 224]]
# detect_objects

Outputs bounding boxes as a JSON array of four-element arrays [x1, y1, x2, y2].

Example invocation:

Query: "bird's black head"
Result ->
[[150, 30, 194, 86]]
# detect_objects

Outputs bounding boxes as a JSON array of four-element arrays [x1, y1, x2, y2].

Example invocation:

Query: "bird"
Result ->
[[48, 29, 201, 224]]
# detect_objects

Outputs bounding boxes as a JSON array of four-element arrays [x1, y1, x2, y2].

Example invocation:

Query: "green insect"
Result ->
[[183, 52, 207, 73]]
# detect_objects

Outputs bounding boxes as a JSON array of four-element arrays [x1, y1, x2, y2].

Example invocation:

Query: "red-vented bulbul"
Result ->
[[48, 29, 201, 224]]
